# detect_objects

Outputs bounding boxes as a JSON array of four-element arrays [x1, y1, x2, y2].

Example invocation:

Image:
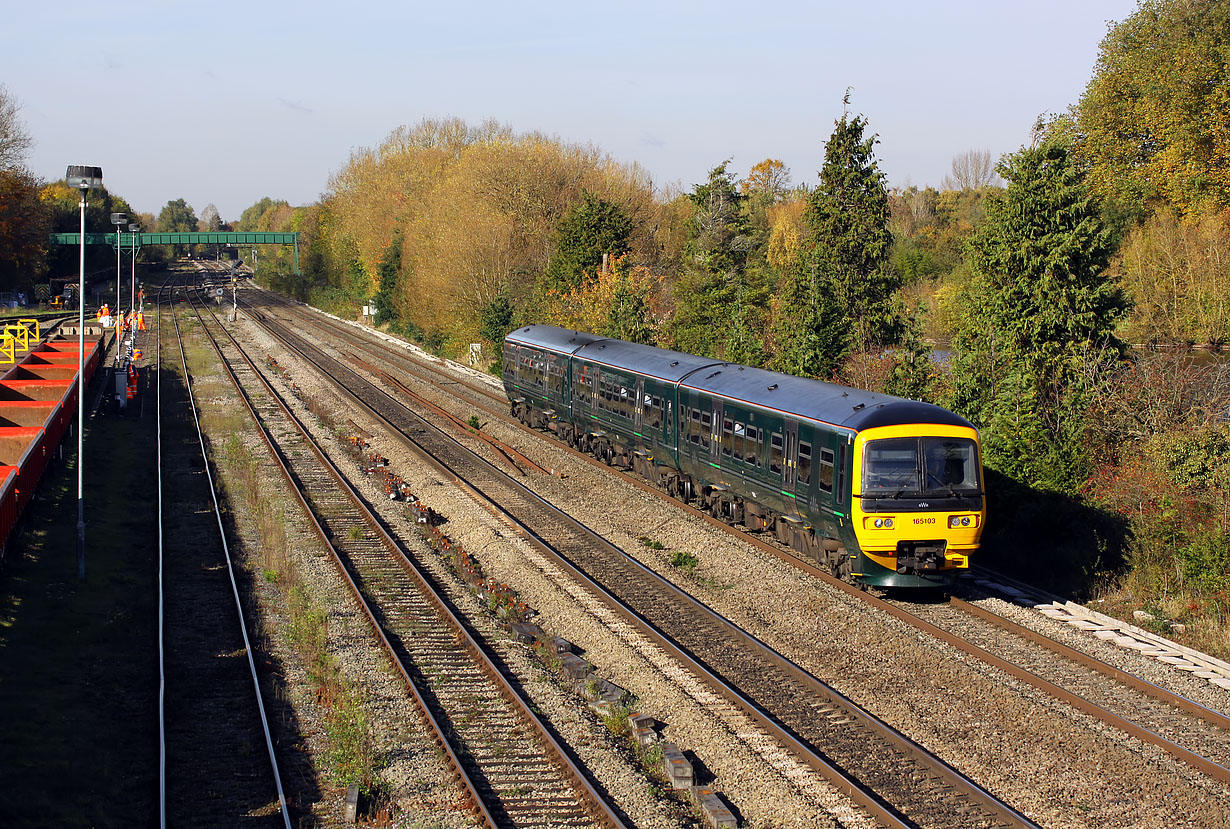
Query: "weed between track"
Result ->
[[179, 314, 381, 798]]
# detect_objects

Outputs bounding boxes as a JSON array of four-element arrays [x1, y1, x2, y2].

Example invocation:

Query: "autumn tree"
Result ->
[[741, 158, 791, 199], [0, 84, 32, 172], [948, 141, 1125, 492], [237, 197, 292, 231], [1112, 208, 1230, 346], [0, 86, 49, 290], [942, 149, 998, 191], [0, 169, 51, 289], [158, 199, 198, 232], [543, 255, 660, 344], [1074, 0, 1230, 214], [199, 203, 222, 231]]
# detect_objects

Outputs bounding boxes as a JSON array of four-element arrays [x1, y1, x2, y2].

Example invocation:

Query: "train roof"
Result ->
[[506, 325, 974, 432], [575, 338, 723, 383], [683, 362, 973, 432], [508, 325, 724, 382], [506, 325, 606, 354]]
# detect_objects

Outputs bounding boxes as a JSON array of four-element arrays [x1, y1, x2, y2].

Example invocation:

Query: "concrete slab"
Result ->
[[690, 786, 739, 828], [661, 743, 694, 789], [560, 652, 590, 680]]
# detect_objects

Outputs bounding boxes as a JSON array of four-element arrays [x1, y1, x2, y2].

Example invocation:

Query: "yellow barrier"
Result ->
[[3, 324, 29, 353], [17, 318, 39, 340], [0, 334, 14, 365]]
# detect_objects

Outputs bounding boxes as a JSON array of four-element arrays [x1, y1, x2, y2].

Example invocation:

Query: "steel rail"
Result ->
[[950, 596, 1230, 731], [167, 279, 292, 828], [348, 352, 555, 477], [253, 291, 1230, 786], [243, 299, 1040, 829], [188, 286, 626, 829]]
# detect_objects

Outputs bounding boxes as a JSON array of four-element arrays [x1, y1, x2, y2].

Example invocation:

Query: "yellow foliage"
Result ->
[[1112, 208, 1230, 344], [323, 118, 656, 339], [766, 198, 806, 270], [541, 255, 664, 335]]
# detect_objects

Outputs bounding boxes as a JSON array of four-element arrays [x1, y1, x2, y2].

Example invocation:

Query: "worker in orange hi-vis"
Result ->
[[137, 310, 146, 331]]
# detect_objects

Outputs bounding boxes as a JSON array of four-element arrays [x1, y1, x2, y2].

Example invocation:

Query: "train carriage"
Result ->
[[504, 325, 985, 589]]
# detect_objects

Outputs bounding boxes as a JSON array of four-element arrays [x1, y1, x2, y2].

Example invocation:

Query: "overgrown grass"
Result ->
[[668, 550, 699, 571]]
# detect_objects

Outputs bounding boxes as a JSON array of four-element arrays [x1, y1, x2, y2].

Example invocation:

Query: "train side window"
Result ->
[[798, 441, 812, 485], [770, 432, 783, 474], [688, 408, 701, 445], [745, 425, 759, 466], [732, 421, 745, 461], [721, 418, 733, 456], [700, 412, 712, 450], [819, 447, 834, 492]]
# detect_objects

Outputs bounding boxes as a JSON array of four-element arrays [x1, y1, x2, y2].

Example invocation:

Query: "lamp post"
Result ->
[[110, 212, 127, 316], [128, 223, 139, 316], [67, 165, 102, 580]]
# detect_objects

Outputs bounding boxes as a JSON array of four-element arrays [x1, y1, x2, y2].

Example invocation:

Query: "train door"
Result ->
[[710, 399, 723, 465], [634, 378, 645, 439], [573, 360, 591, 421], [559, 354, 571, 417], [783, 419, 798, 490]]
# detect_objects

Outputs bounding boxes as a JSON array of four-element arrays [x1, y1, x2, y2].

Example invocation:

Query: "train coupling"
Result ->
[[895, 540, 947, 574]]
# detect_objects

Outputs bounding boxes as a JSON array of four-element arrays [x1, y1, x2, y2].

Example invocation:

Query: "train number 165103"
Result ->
[[913, 517, 936, 525]]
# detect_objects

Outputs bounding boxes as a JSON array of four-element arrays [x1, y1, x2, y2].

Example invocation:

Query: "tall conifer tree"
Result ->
[[773, 111, 896, 378], [949, 142, 1125, 492]]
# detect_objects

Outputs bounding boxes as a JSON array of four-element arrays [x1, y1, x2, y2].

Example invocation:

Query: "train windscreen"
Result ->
[[862, 437, 980, 497]]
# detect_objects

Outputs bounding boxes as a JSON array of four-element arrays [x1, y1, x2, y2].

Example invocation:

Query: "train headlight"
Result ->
[[884, 518, 893, 529], [949, 515, 973, 528], [874, 518, 883, 528]]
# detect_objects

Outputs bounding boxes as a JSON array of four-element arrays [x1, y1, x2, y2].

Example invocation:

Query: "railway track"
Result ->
[[159, 278, 293, 827], [240, 287, 1230, 792], [183, 281, 624, 828], [234, 287, 1039, 828]]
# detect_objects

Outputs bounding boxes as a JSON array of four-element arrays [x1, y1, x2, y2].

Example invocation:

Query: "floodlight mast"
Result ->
[[66, 165, 102, 580]]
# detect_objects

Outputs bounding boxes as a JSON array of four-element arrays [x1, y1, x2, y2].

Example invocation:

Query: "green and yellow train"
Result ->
[[503, 325, 985, 588]]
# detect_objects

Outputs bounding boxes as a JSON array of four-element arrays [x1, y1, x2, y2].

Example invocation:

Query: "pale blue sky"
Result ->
[[5, 0, 1138, 220]]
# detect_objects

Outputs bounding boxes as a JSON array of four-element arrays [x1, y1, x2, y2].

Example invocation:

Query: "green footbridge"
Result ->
[[50, 231, 300, 275]]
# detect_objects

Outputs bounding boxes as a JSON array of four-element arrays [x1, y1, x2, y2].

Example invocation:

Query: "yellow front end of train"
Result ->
[[848, 423, 986, 588]]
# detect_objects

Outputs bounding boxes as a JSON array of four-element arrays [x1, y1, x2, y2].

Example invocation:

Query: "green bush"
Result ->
[[1180, 527, 1230, 596]]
